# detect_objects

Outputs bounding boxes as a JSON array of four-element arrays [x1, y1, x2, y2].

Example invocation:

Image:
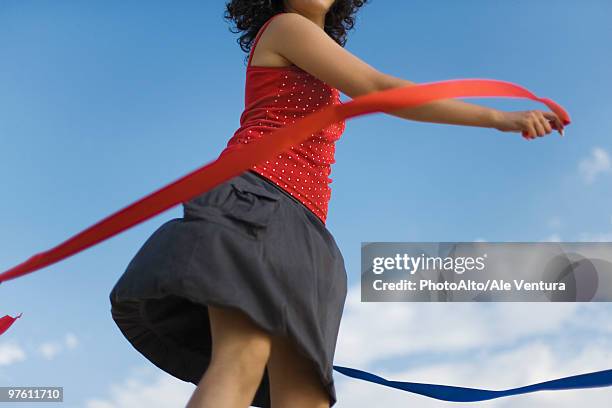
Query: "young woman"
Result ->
[[109, 1, 566, 408]]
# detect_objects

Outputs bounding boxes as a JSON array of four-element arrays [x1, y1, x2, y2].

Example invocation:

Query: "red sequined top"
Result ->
[[219, 12, 345, 225]]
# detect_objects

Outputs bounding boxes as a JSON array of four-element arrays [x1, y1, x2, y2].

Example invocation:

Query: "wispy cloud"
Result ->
[[335, 338, 612, 407], [335, 285, 578, 366], [38, 342, 62, 360], [0, 341, 26, 366], [37, 333, 80, 360], [85, 366, 193, 408], [65, 333, 79, 349], [334, 285, 612, 407], [578, 147, 611, 184]]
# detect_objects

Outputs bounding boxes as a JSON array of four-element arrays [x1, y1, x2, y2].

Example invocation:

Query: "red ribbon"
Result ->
[[0, 313, 23, 336], [0, 79, 570, 334]]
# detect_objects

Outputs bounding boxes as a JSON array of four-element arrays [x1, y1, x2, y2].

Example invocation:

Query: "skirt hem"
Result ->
[[111, 290, 337, 408]]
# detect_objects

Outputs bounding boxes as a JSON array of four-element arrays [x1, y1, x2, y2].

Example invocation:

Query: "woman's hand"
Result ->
[[493, 110, 566, 140]]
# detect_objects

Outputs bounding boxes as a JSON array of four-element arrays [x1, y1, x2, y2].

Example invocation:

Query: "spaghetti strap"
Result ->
[[247, 12, 286, 68]]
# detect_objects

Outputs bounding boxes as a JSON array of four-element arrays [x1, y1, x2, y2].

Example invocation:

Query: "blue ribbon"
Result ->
[[333, 365, 612, 402]]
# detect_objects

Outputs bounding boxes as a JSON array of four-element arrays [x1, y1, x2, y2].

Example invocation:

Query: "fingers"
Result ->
[[536, 111, 552, 136], [518, 110, 567, 141], [525, 122, 537, 139], [524, 110, 555, 140], [542, 111, 565, 136]]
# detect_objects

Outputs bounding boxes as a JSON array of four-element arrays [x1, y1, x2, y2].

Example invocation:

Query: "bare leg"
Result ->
[[185, 305, 272, 408], [267, 333, 330, 408]]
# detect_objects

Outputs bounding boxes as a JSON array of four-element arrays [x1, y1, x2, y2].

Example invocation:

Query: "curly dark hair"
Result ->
[[224, 0, 369, 65]]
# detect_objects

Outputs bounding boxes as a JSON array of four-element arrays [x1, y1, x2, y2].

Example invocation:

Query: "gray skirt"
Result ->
[[108, 170, 348, 407]]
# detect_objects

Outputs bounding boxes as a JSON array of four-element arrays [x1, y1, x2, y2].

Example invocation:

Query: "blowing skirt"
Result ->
[[108, 169, 348, 407]]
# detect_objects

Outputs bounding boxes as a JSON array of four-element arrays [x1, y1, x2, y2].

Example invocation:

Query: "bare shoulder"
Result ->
[[256, 11, 324, 54], [258, 11, 392, 98], [249, 13, 314, 67]]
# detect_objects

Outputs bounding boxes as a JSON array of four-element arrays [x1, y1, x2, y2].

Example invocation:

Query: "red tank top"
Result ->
[[219, 12, 345, 225]]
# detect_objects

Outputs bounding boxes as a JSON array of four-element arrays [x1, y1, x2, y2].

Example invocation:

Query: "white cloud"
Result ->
[[334, 339, 612, 408], [83, 287, 612, 408], [38, 341, 62, 360], [0, 342, 26, 366], [37, 333, 79, 360], [335, 285, 577, 366], [65, 333, 79, 349], [85, 366, 194, 408], [578, 147, 611, 184], [333, 284, 612, 407]]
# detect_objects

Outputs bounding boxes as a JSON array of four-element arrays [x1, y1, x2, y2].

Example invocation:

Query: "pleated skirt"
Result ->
[[108, 169, 348, 407]]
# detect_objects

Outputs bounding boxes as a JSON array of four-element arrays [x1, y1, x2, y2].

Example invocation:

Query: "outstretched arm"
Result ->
[[263, 13, 564, 138]]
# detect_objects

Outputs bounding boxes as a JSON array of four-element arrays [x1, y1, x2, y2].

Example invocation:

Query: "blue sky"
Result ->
[[1, 1, 611, 407]]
